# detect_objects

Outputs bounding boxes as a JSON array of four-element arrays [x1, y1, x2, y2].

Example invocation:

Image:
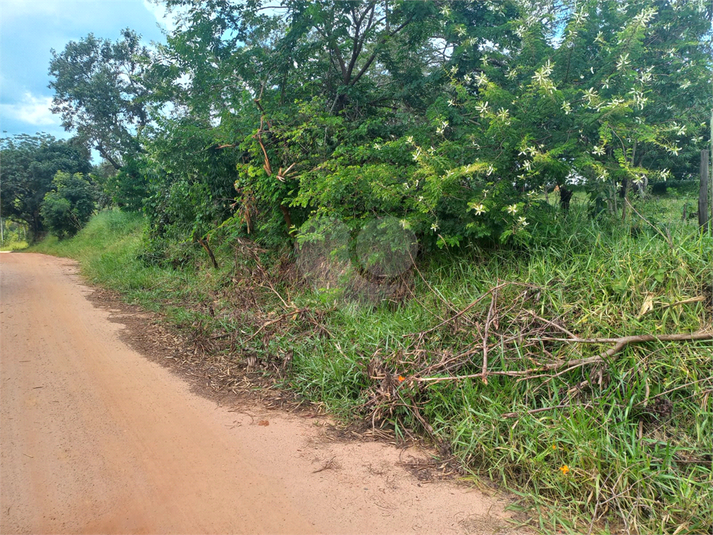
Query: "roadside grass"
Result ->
[[30, 196, 713, 534], [0, 240, 29, 251]]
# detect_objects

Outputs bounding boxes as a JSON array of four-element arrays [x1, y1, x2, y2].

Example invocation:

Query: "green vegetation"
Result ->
[[40, 171, 97, 239], [9, 0, 713, 532], [31, 194, 712, 534], [0, 134, 91, 240]]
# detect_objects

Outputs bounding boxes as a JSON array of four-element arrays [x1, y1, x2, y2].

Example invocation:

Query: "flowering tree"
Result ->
[[395, 0, 712, 246], [49, 0, 713, 249]]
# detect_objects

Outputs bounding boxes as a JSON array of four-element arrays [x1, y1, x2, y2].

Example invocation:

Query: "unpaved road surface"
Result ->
[[1, 253, 522, 534]]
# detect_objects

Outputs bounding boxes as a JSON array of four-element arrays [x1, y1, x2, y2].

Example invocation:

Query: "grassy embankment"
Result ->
[[30, 195, 712, 535]]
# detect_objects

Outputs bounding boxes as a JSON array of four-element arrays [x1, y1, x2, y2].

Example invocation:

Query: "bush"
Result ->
[[41, 171, 97, 239]]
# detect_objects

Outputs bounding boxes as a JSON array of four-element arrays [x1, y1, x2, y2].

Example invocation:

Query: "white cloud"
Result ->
[[142, 0, 178, 32], [0, 92, 59, 126]]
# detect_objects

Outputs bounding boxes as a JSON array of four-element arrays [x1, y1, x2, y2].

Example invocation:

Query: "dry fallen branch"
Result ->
[[415, 331, 713, 384], [405, 281, 529, 338], [501, 402, 593, 419]]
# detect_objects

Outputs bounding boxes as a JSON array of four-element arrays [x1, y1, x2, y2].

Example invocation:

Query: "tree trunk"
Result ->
[[197, 237, 219, 269], [559, 185, 573, 211], [699, 149, 710, 231]]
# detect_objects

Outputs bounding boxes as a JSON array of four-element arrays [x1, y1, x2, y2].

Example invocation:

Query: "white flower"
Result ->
[[412, 147, 422, 160], [496, 107, 511, 124], [592, 145, 606, 156], [638, 69, 653, 84], [680, 79, 691, 89], [474, 72, 489, 87], [597, 171, 609, 181], [633, 7, 657, 28], [561, 101, 572, 114], [471, 203, 486, 215], [406, 136, 414, 145], [532, 60, 555, 92], [403, 182, 409, 189], [486, 164, 494, 176], [522, 160, 532, 170], [507, 204, 518, 214], [373, 143, 382, 150], [448, 98, 456, 107], [400, 219, 411, 230], [660, 168, 671, 181], [518, 216, 529, 227], [584, 87, 598, 106], [519, 146, 536, 156], [573, 8, 588, 25], [475, 101, 490, 116], [667, 145, 681, 156], [616, 53, 630, 71], [506, 68, 518, 80], [431, 222, 439, 232], [436, 120, 449, 135], [441, 6, 451, 17]]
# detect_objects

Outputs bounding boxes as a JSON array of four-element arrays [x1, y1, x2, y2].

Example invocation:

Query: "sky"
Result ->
[[0, 0, 174, 140]]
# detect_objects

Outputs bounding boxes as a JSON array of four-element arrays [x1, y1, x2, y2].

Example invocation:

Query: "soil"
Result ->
[[0, 252, 528, 534]]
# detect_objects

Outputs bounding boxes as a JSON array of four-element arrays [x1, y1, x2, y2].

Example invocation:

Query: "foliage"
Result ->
[[41, 171, 97, 239], [48, 29, 161, 170], [0, 134, 91, 239], [44, 0, 712, 250]]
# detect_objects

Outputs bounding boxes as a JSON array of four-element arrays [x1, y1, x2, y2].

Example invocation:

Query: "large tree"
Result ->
[[48, 29, 159, 170]]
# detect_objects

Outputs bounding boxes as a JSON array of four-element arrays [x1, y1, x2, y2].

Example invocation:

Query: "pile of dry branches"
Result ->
[[361, 280, 712, 428]]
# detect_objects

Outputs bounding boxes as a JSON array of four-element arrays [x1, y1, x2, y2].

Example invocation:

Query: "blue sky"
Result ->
[[0, 0, 173, 140]]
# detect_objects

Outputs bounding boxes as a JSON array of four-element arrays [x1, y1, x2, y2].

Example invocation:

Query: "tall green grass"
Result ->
[[31, 199, 712, 534]]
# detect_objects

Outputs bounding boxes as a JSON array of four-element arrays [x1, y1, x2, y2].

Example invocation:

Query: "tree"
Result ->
[[48, 29, 159, 170], [41, 172, 97, 239], [0, 134, 91, 239]]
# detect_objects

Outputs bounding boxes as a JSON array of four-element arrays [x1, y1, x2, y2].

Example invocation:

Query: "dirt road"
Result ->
[[0, 253, 521, 534]]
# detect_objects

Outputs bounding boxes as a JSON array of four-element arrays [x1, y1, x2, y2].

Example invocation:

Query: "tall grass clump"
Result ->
[[281, 201, 712, 534]]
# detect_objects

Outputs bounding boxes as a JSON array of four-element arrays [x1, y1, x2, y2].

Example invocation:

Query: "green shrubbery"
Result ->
[[41, 171, 97, 239]]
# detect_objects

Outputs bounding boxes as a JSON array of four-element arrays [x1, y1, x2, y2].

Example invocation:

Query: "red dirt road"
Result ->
[[0, 253, 521, 534]]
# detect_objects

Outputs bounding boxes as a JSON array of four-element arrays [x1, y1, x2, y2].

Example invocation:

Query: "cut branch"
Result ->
[[414, 331, 713, 384]]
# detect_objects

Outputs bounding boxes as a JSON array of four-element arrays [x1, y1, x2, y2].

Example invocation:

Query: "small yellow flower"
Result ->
[[559, 464, 570, 475], [552, 444, 557, 450]]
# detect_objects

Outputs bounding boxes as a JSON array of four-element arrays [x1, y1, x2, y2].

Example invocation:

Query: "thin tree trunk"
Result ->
[[700, 149, 710, 231], [197, 237, 219, 269]]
